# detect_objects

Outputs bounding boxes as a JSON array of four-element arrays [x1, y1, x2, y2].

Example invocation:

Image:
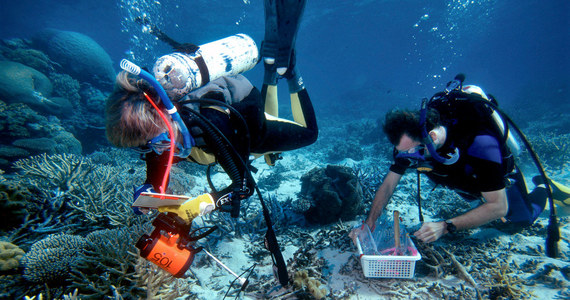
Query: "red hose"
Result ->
[[143, 92, 175, 194]]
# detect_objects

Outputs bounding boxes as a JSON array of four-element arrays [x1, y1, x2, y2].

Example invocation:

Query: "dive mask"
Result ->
[[134, 132, 192, 158]]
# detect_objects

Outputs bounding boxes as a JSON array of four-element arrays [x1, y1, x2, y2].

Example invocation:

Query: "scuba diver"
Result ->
[[105, 0, 313, 286], [350, 74, 569, 255]]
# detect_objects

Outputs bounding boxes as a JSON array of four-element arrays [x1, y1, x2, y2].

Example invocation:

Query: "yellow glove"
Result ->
[[158, 194, 216, 224]]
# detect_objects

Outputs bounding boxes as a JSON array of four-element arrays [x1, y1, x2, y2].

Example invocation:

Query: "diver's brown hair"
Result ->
[[105, 71, 178, 148], [382, 108, 440, 145]]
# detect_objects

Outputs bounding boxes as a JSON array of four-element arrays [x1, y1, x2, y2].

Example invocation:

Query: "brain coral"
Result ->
[[0, 61, 53, 111], [21, 234, 87, 284], [33, 29, 115, 89], [0, 241, 25, 271]]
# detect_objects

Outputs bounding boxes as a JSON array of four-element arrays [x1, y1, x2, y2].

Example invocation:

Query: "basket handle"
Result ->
[[394, 211, 401, 250]]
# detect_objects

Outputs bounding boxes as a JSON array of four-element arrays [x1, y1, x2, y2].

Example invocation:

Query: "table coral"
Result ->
[[0, 241, 25, 271]]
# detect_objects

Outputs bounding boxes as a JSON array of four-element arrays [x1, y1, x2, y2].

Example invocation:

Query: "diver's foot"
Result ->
[[533, 175, 570, 205]]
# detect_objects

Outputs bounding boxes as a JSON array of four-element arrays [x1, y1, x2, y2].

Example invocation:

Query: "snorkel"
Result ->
[[120, 59, 195, 193], [120, 59, 195, 154]]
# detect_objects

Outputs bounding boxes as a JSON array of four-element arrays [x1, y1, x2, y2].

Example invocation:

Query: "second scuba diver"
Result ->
[[350, 75, 570, 250]]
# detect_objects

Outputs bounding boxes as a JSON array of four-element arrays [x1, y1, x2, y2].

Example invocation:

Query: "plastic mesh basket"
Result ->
[[356, 227, 421, 279]]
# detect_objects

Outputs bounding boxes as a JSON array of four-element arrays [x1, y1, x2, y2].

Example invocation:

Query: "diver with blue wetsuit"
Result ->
[[350, 76, 570, 249]]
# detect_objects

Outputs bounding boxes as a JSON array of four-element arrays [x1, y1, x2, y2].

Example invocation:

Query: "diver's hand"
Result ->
[[158, 194, 215, 224], [413, 221, 446, 243], [133, 184, 155, 215]]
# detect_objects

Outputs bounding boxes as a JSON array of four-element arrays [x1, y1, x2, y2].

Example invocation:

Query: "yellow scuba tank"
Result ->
[[462, 85, 521, 156], [153, 34, 259, 100]]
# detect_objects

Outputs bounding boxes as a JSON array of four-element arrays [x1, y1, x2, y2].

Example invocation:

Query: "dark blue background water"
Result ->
[[1, 0, 569, 121]]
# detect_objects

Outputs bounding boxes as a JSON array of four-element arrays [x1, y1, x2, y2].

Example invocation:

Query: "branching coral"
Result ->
[[21, 234, 87, 284], [68, 225, 151, 298], [13, 153, 95, 194], [13, 153, 140, 227], [133, 256, 195, 299], [525, 132, 570, 171], [485, 260, 534, 299]]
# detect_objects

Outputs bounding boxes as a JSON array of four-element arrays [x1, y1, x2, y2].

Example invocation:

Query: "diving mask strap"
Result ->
[[420, 98, 460, 165]]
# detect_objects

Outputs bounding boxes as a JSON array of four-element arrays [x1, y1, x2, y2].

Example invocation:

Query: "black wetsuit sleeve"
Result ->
[[389, 147, 410, 175], [389, 163, 408, 175]]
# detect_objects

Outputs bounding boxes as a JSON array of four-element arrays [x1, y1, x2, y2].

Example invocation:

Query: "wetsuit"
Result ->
[[144, 75, 318, 201], [390, 120, 547, 228]]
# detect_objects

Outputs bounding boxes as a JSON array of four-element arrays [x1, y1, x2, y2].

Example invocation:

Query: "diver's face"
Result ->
[[396, 134, 422, 153]]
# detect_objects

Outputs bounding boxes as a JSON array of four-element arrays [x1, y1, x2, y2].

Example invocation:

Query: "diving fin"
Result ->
[[262, 0, 307, 76], [533, 176, 570, 207]]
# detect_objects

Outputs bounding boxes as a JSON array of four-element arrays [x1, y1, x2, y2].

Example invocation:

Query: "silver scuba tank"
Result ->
[[153, 34, 259, 100], [462, 85, 521, 156]]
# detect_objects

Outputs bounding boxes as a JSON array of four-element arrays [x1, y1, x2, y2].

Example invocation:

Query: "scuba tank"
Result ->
[[462, 85, 521, 156], [153, 34, 259, 100]]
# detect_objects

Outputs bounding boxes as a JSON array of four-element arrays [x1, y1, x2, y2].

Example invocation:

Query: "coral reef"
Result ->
[[21, 234, 87, 284], [0, 241, 25, 271], [32, 29, 115, 89], [524, 132, 570, 171], [0, 101, 82, 169], [1, 47, 55, 74], [49, 73, 81, 106], [0, 181, 31, 230], [298, 164, 364, 224], [292, 270, 328, 299], [0, 61, 54, 112], [326, 138, 364, 162], [68, 225, 152, 298], [13, 153, 141, 227]]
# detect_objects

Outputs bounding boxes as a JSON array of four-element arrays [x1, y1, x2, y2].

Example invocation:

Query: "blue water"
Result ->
[[2, 0, 568, 119], [1, 0, 569, 299]]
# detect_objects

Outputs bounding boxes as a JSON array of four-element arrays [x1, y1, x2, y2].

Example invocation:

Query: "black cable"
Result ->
[[206, 163, 218, 192], [467, 98, 559, 258], [416, 171, 424, 223], [181, 100, 289, 285]]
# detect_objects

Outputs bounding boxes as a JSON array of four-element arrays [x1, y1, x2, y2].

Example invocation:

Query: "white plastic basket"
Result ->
[[356, 232, 421, 279]]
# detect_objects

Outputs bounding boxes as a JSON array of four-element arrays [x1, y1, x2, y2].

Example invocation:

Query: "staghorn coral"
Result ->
[[13, 153, 94, 194], [133, 256, 196, 299], [524, 132, 570, 171], [13, 153, 139, 227], [485, 260, 534, 299], [21, 234, 87, 284], [0, 241, 25, 271]]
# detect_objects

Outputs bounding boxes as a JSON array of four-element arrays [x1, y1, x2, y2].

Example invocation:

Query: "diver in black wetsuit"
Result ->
[[105, 0, 316, 221]]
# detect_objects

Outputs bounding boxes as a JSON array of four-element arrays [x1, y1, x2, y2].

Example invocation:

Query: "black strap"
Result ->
[[134, 16, 210, 85], [256, 185, 289, 287], [193, 54, 210, 86]]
